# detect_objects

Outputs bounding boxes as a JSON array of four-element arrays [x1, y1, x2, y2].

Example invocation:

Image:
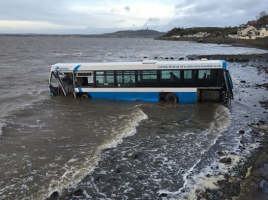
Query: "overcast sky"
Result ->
[[0, 0, 267, 34]]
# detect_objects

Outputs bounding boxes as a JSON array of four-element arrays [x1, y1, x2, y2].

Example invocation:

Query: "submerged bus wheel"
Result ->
[[165, 93, 178, 103], [81, 93, 91, 99]]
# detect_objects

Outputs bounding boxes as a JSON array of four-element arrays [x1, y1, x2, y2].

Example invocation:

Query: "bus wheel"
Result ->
[[82, 93, 91, 99], [165, 93, 178, 103]]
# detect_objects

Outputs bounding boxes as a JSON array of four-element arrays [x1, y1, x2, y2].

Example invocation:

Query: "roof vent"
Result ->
[[142, 60, 157, 64]]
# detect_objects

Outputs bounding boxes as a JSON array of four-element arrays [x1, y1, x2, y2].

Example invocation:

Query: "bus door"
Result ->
[[223, 70, 234, 100], [49, 71, 74, 96]]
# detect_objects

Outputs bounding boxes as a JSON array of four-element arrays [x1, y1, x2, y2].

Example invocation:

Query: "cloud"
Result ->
[[144, 18, 161, 27], [115, 19, 126, 23], [111, 8, 119, 13], [0, 0, 268, 34], [124, 6, 130, 12], [171, 0, 268, 28]]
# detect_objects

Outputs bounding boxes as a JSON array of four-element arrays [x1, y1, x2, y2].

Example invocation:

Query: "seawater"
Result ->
[[0, 37, 267, 200]]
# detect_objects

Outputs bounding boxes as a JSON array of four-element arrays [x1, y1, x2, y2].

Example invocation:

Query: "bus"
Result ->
[[48, 60, 234, 103]]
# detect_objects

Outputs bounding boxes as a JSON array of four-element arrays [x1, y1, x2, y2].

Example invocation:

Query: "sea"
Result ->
[[0, 37, 267, 200]]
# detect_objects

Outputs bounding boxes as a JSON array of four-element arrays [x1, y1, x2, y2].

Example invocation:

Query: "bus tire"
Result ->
[[165, 93, 178, 103], [81, 93, 91, 99]]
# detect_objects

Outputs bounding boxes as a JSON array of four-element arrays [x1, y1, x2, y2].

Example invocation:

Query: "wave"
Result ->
[[158, 105, 231, 199], [0, 122, 2, 136], [34, 108, 148, 200]]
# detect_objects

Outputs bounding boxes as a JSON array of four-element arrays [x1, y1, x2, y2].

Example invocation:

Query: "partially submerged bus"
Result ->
[[48, 60, 233, 103]]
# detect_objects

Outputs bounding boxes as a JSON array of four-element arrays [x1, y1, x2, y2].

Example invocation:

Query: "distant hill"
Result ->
[[0, 29, 165, 38], [159, 27, 238, 38], [100, 29, 166, 38]]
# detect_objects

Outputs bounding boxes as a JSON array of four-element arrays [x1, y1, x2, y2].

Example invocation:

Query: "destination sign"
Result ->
[[158, 64, 222, 69]]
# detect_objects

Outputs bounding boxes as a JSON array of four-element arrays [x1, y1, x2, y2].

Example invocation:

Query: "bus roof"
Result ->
[[51, 60, 227, 72]]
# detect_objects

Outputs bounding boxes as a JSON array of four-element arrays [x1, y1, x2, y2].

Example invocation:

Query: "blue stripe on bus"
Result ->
[[224, 74, 231, 92], [227, 71, 233, 89], [78, 88, 83, 92], [73, 65, 82, 71], [174, 92, 197, 103], [86, 92, 197, 103], [220, 60, 227, 69]]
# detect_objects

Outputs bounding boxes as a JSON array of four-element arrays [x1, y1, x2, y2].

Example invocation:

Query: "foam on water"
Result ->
[[36, 108, 148, 200], [158, 105, 231, 199], [0, 122, 2, 136]]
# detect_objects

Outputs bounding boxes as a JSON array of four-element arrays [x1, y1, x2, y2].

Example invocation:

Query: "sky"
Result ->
[[0, 0, 267, 34]]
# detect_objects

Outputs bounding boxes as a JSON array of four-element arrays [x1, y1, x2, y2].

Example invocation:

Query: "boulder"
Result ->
[[220, 157, 232, 165], [74, 189, 83, 196]]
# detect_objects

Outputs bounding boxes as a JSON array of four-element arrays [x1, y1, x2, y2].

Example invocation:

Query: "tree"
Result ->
[[257, 11, 268, 26], [259, 11, 267, 18]]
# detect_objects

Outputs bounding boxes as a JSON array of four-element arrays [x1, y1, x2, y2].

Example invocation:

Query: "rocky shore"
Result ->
[[202, 54, 268, 200], [156, 37, 268, 51], [194, 53, 268, 200], [46, 53, 268, 200]]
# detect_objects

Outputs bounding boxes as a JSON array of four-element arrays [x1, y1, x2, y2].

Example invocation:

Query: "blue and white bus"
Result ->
[[48, 60, 233, 103]]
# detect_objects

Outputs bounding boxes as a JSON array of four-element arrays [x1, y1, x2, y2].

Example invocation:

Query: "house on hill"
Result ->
[[259, 25, 268, 37], [237, 25, 268, 39]]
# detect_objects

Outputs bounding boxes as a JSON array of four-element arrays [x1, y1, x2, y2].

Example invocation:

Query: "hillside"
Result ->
[[100, 29, 165, 38], [159, 27, 238, 38], [0, 29, 165, 38]]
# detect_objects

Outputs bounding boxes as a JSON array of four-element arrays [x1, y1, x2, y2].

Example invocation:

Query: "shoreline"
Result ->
[[197, 54, 268, 200], [156, 37, 268, 51]]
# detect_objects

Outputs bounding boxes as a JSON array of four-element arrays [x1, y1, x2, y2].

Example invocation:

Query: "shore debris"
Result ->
[[247, 123, 268, 131], [259, 180, 268, 193]]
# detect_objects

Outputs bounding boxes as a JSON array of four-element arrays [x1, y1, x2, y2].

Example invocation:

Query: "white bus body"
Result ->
[[48, 60, 233, 103]]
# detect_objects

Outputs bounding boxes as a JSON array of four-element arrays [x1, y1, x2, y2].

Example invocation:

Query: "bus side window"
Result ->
[[96, 71, 115, 87], [160, 70, 180, 82], [117, 71, 135, 87], [184, 70, 196, 82], [198, 70, 217, 81]]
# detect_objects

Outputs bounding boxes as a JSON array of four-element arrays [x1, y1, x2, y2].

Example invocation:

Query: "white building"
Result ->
[[237, 25, 268, 39]]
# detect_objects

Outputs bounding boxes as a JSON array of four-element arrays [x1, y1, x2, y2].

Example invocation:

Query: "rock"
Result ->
[[49, 191, 59, 199], [217, 151, 226, 156], [59, 191, 69, 199], [228, 57, 234, 62], [154, 160, 162, 165], [179, 57, 184, 60], [258, 120, 266, 124], [74, 189, 83, 196], [159, 193, 168, 197], [188, 57, 194, 60], [116, 167, 122, 173], [220, 157, 232, 165], [239, 130, 245, 134], [130, 152, 143, 160], [240, 80, 246, 83], [101, 185, 113, 193], [137, 175, 145, 180], [154, 158, 163, 165], [93, 174, 102, 182]]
